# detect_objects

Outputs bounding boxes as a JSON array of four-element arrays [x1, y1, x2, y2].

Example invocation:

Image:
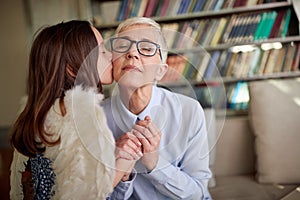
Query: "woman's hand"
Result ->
[[132, 116, 161, 171], [115, 131, 143, 160]]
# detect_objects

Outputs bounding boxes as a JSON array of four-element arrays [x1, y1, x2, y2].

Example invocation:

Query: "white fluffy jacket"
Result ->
[[10, 86, 115, 200]]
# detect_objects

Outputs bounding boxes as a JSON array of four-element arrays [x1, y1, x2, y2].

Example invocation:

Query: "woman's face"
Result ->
[[91, 26, 113, 85], [111, 24, 167, 89]]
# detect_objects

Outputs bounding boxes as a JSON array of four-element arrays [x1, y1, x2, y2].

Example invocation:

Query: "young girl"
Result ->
[[9, 20, 139, 200]]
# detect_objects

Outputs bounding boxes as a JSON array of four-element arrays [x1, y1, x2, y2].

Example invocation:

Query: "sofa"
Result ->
[[206, 78, 300, 200]]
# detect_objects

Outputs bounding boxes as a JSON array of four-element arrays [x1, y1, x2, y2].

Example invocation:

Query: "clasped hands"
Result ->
[[115, 116, 161, 180]]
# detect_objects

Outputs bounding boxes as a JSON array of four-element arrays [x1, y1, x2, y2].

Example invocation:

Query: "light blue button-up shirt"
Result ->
[[103, 86, 211, 200]]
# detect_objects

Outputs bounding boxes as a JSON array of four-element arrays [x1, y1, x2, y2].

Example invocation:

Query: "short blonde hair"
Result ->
[[115, 17, 168, 63]]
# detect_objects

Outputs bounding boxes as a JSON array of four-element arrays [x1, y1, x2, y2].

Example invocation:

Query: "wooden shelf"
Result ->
[[95, 2, 292, 29], [169, 36, 300, 53], [160, 71, 300, 88]]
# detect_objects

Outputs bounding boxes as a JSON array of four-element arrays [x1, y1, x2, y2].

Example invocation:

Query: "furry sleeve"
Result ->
[[10, 96, 29, 200], [45, 86, 115, 200], [10, 150, 29, 200]]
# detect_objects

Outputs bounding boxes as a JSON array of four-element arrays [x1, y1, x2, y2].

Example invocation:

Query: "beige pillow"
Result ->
[[248, 78, 300, 184]]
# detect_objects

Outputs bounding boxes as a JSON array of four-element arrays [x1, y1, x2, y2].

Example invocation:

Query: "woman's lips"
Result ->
[[122, 65, 141, 72]]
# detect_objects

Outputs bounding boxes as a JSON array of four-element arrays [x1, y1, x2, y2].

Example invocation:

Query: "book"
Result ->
[[187, 20, 202, 47], [154, 0, 164, 16], [222, 14, 238, 43], [137, 0, 148, 16], [291, 43, 300, 71], [214, 0, 225, 10], [210, 17, 228, 46], [194, 52, 211, 81], [281, 8, 291, 37], [197, 19, 214, 45], [143, 0, 158, 17], [178, 0, 192, 14], [247, 0, 259, 6], [175, 22, 190, 48], [263, 48, 280, 74], [184, 52, 203, 80], [159, 0, 170, 16], [236, 15, 252, 43], [204, 50, 221, 79], [187, 0, 197, 13], [220, 51, 233, 76], [117, 0, 128, 21], [214, 50, 228, 77], [282, 44, 297, 72], [253, 12, 267, 41], [130, 0, 142, 17], [123, 0, 134, 19], [193, 0, 207, 12], [257, 50, 271, 74], [272, 46, 286, 73], [229, 82, 249, 110], [245, 13, 261, 42], [225, 52, 239, 76], [231, 52, 243, 77], [260, 11, 277, 40], [269, 10, 285, 38], [222, 0, 235, 9], [161, 23, 180, 49], [239, 51, 255, 76], [202, 19, 221, 46], [180, 21, 200, 49], [166, 0, 181, 16], [248, 48, 263, 76]]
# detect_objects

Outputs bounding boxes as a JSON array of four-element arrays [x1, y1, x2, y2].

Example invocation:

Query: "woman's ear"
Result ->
[[155, 64, 168, 81]]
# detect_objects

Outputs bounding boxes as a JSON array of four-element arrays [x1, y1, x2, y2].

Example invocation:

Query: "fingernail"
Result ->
[[138, 152, 143, 157]]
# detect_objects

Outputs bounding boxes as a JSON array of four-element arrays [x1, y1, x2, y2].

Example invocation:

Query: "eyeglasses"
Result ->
[[110, 37, 162, 59]]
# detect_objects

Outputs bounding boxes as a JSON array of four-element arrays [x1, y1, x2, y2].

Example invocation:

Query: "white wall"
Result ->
[[0, 0, 91, 127], [0, 0, 29, 127]]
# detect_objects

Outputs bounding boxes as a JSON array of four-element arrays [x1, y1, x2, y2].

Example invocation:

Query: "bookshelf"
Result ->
[[92, 0, 300, 112]]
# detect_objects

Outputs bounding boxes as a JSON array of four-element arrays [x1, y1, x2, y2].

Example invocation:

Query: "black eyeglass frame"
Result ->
[[110, 37, 162, 60]]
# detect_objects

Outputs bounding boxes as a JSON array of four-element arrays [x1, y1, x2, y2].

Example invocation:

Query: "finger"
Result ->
[[116, 141, 142, 160], [125, 139, 143, 157], [136, 119, 149, 127], [127, 131, 142, 147], [115, 148, 136, 160], [132, 129, 150, 147], [133, 124, 152, 138], [144, 116, 151, 121], [146, 121, 161, 136]]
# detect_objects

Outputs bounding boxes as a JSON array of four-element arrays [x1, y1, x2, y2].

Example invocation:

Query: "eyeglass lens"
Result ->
[[111, 38, 158, 56]]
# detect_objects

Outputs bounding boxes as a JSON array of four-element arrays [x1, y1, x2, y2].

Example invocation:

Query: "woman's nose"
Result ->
[[126, 45, 140, 59]]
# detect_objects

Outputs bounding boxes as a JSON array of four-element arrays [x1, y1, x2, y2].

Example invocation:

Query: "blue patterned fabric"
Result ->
[[30, 154, 55, 200]]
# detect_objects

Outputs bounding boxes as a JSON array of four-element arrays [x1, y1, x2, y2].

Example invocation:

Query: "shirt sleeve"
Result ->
[[143, 103, 212, 200], [107, 169, 137, 199]]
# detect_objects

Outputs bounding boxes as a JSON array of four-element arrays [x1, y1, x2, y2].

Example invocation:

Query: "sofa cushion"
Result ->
[[248, 78, 300, 184], [214, 115, 255, 176], [209, 175, 298, 200]]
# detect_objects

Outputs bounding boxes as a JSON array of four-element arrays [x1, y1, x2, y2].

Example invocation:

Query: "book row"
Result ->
[[161, 42, 300, 82], [165, 80, 249, 110], [100, 7, 294, 50], [160, 8, 293, 49], [195, 81, 249, 110], [115, 0, 282, 21]]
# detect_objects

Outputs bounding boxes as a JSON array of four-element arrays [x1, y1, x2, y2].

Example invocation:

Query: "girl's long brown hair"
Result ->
[[10, 20, 102, 157]]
